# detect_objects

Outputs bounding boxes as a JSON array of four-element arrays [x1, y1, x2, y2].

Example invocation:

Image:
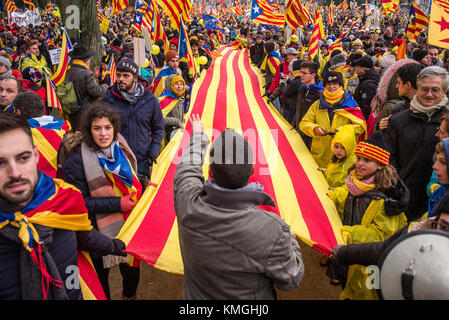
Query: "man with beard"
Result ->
[[0, 112, 126, 299], [429, 46, 444, 67], [102, 58, 164, 188]]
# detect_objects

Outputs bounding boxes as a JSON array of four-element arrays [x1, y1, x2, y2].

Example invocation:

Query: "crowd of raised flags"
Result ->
[[2, 0, 449, 301]]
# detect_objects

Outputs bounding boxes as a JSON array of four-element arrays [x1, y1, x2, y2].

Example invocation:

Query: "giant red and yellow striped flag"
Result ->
[[23, 0, 35, 10], [155, 0, 191, 30], [5, 0, 17, 12], [118, 47, 344, 274], [308, 10, 325, 60], [285, 0, 310, 30]]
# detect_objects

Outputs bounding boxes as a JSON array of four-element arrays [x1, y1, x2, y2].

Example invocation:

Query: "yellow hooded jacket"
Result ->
[[324, 125, 357, 188]]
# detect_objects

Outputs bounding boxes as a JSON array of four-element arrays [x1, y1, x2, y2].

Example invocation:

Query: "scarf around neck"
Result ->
[[120, 81, 145, 104], [323, 87, 345, 106], [409, 95, 448, 117], [345, 169, 376, 196]]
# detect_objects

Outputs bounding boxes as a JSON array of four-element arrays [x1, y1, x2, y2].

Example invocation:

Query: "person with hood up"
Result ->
[[327, 131, 409, 299], [323, 125, 357, 188], [299, 71, 366, 168], [158, 74, 186, 143]]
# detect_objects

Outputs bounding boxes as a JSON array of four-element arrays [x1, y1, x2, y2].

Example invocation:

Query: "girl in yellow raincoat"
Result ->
[[324, 125, 357, 188], [327, 131, 408, 300]]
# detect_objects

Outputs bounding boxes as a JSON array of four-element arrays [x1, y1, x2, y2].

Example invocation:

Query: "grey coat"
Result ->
[[173, 132, 304, 300]]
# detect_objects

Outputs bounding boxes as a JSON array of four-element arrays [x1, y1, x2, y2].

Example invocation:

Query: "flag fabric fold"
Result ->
[[118, 47, 344, 275]]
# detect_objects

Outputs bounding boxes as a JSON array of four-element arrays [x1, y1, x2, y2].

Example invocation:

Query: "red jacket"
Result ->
[[268, 59, 291, 94], [21, 79, 47, 106]]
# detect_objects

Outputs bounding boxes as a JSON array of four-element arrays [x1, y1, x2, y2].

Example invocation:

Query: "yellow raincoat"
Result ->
[[299, 92, 366, 169], [324, 125, 357, 188], [328, 185, 408, 300]]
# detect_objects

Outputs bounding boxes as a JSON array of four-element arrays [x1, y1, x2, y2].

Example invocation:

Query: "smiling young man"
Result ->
[[384, 66, 449, 222]]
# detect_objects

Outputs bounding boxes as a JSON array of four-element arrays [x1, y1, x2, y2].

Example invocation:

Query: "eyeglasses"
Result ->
[[299, 71, 311, 75], [419, 87, 443, 94], [431, 219, 449, 232]]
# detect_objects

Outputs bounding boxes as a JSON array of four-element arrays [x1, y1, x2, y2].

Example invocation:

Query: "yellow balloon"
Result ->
[[291, 35, 299, 43], [151, 45, 160, 55], [199, 19, 204, 25], [198, 56, 208, 65]]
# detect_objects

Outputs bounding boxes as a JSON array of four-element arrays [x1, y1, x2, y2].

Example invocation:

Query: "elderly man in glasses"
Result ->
[[384, 66, 449, 222]]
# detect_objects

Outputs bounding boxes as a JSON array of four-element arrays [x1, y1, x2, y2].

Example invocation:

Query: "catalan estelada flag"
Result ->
[[428, 0, 449, 49], [0, 173, 106, 299], [28, 116, 70, 178], [158, 90, 183, 117], [250, 0, 284, 26], [284, 0, 310, 30], [113, 0, 129, 14], [118, 47, 344, 274], [406, 2, 429, 43], [155, 0, 191, 30], [179, 16, 199, 79]]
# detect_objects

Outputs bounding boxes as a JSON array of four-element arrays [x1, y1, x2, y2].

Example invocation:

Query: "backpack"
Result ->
[[56, 81, 79, 115]]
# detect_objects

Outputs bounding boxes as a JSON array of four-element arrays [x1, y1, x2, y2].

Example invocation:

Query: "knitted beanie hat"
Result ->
[[354, 130, 390, 165]]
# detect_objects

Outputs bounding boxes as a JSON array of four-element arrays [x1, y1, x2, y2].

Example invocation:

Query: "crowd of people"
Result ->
[[1, 2, 449, 301]]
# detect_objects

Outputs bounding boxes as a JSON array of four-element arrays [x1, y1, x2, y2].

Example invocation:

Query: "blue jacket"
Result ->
[[101, 78, 164, 163]]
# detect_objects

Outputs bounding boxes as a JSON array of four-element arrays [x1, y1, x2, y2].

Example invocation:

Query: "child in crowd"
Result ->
[[327, 131, 408, 299]]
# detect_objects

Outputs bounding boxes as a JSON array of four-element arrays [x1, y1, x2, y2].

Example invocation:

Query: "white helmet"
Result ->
[[379, 230, 449, 300]]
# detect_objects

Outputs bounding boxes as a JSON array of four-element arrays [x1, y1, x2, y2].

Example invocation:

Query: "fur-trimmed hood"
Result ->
[[377, 58, 420, 104]]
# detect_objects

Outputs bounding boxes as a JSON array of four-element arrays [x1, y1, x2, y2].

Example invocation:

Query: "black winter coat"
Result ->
[[384, 107, 447, 221], [250, 42, 265, 68], [353, 68, 380, 120]]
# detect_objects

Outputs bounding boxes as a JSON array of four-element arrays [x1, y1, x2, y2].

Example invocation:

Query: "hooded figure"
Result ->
[[324, 125, 358, 188]]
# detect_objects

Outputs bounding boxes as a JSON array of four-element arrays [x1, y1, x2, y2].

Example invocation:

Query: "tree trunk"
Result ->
[[55, 0, 103, 68]]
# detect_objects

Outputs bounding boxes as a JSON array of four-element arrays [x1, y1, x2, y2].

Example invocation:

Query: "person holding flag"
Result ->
[[0, 112, 127, 300], [62, 103, 143, 300], [299, 71, 367, 169]]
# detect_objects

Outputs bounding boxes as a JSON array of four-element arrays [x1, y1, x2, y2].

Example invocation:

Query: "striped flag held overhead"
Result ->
[[113, 0, 129, 14], [308, 10, 325, 60], [250, 0, 284, 26], [155, 0, 191, 30], [5, 0, 17, 12], [406, 2, 429, 43], [284, 0, 310, 30], [50, 29, 71, 86], [108, 55, 117, 85], [23, 0, 35, 10]]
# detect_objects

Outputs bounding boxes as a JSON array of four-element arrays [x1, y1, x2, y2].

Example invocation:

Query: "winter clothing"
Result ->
[[65, 60, 109, 131], [249, 40, 265, 68], [324, 125, 357, 188], [328, 174, 409, 299], [384, 102, 449, 221], [353, 68, 380, 120], [101, 78, 165, 167], [173, 131, 304, 299], [299, 91, 367, 168]]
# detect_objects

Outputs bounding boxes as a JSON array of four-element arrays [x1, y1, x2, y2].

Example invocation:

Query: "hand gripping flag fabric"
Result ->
[[27, 116, 70, 178], [118, 47, 344, 274], [250, 0, 284, 26], [428, 0, 449, 49]]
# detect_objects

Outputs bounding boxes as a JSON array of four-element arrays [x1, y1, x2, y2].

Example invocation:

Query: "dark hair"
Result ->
[[396, 63, 423, 90], [13, 91, 45, 118], [0, 111, 33, 146], [81, 102, 121, 150], [300, 61, 318, 74], [0, 76, 23, 93], [209, 129, 254, 189]]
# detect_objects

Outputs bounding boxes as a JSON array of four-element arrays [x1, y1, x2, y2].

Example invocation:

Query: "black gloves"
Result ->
[[111, 238, 127, 257]]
